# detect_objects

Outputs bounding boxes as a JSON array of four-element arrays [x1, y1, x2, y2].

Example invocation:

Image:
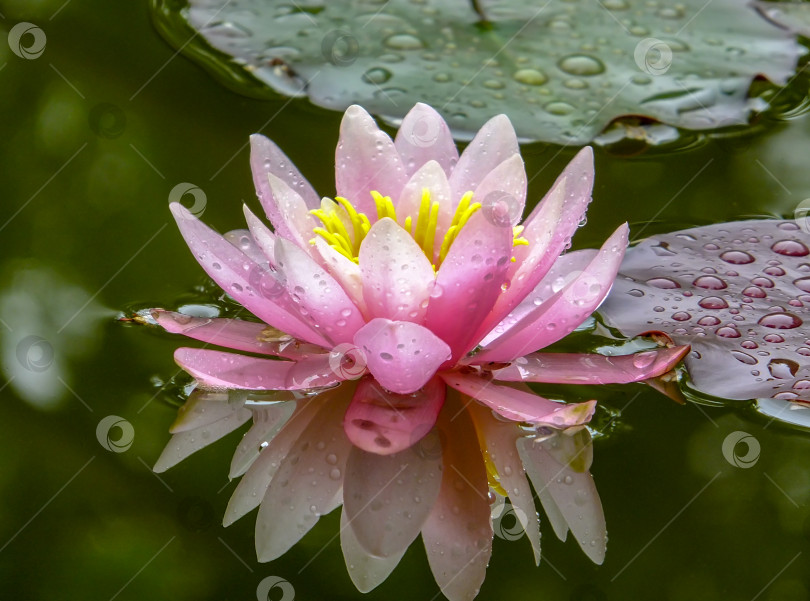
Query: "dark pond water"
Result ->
[[1, 1, 809, 600]]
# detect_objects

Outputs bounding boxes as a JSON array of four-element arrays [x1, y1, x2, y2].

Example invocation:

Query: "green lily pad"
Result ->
[[151, 0, 808, 144]]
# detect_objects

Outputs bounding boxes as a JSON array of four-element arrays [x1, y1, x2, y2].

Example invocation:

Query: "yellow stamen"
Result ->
[[309, 188, 528, 268]]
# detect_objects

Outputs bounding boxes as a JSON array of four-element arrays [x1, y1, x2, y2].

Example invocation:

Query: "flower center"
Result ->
[[310, 189, 527, 268]]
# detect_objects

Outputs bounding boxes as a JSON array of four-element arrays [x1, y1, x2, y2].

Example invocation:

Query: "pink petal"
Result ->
[[473, 147, 595, 343], [425, 211, 513, 361], [449, 114, 518, 202], [224, 229, 266, 264], [441, 372, 596, 427], [153, 395, 251, 473], [359, 218, 435, 323], [242, 204, 277, 263], [471, 154, 527, 228], [229, 401, 296, 478], [274, 238, 365, 345], [353, 319, 451, 394], [174, 348, 342, 390], [340, 507, 405, 592], [152, 310, 322, 360], [343, 442, 443, 558], [255, 393, 352, 562], [478, 249, 596, 348], [170, 202, 326, 346], [343, 377, 445, 455], [422, 399, 492, 601], [262, 172, 317, 249], [474, 223, 629, 363], [517, 430, 606, 564], [493, 346, 690, 384], [224, 392, 333, 526], [335, 105, 408, 216], [311, 237, 366, 311], [394, 103, 458, 177], [395, 161, 454, 265], [250, 133, 320, 240], [467, 403, 541, 565]]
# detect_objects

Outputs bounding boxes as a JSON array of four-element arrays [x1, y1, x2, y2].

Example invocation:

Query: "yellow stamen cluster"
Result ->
[[309, 189, 528, 268]]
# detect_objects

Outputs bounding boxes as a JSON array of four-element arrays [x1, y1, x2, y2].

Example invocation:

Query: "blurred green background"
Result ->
[[0, 1, 809, 599]]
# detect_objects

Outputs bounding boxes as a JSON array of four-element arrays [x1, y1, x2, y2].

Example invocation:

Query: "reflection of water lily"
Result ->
[[151, 104, 688, 598]]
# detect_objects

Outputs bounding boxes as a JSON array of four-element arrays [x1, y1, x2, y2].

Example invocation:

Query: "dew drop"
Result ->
[[698, 296, 728, 309], [771, 239, 809, 257], [693, 275, 727, 290], [720, 250, 755, 265], [758, 312, 803, 329]]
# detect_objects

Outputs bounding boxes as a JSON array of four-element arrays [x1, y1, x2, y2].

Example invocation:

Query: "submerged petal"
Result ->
[[343, 442, 443, 558], [229, 401, 296, 478], [353, 319, 451, 394], [340, 507, 406, 593], [422, 396, 492, 601], [255, 393, 351, 562], [343, 377, 445, 455]]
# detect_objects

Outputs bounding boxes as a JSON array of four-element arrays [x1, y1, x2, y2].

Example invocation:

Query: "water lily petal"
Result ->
[[242, 203, 277, 263], [154, 393, 251, 473], [274, 238, 365, 345], [449, 114, 519, 203], [230, 400, 297, 478], [441, 372, 596, 427], [255, 393, 352, 562], [422, 398, 492, 601], [474, 147, 595, 343], [426, 211, 513, 360], [395, 161, 454, 265], [262, 171, 317, 249], [343, 442, 443, 558], [394, 103, 458, 177], [340, 507, 405, 593], [224, 229, 266, 264], [152, 310, 322, 360], [224, 393, 331, 526], [174, 348, 342, 390], [359, 218, 435, 322], [336, 105, 408, 216], [478, 249, 596, 348], [518, 430, 606, 564], [170, 202, 326, 345], [250, 133, 320, 241], [353, 319, 451, 394], [476, 223, 628, 363], [311, 236, 366, 311], [468, 403, 541, 565], [471, 154, 527, 228], [344, 377, 445, 455], [493, 346, 690, 384]]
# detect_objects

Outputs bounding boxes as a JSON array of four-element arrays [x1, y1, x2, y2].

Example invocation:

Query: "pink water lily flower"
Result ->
[[150, 104, 688, 600]]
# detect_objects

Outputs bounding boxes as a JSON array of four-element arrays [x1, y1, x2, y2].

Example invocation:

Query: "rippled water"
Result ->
[[1, 1, 809, 600]]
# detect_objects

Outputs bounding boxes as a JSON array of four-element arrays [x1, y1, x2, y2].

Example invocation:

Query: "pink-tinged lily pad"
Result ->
[[599, 219, 810, 406]]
